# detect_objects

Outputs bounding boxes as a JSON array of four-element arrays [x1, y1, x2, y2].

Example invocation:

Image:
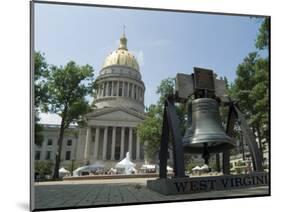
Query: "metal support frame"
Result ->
[[222, 103, 264, 174], [159, 97, 185, 178], [234, 105, 264, 172], [159, 96, 263, 179], [222, 103, 236, 174]]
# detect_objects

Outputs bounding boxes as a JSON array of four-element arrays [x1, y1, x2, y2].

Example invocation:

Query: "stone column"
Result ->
[[105, 81, 109, 96], [129, 127, 133, 160], [102, 82, 106, 96], [127, 82, 130, 97], [111, 127, 116, 160], [136, 133, 140, 160], [102, 127, 108, 160], [122, 81, 125, 96], [84, 126, 91, 161], [120, 127, 125, 159], [93, 126, 100, 160], [111, 81, 114, 96], [117, 81, 120, 96], [131, 84, 135, 99]]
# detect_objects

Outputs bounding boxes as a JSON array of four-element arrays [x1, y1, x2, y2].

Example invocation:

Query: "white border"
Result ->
[[0, 0, 280, 212]]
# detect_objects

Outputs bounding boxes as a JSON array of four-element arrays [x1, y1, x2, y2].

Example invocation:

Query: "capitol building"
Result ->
[[35, 33, 147, 170]]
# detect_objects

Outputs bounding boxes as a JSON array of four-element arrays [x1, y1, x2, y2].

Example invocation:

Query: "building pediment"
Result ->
[[86, 107, 145, 123]]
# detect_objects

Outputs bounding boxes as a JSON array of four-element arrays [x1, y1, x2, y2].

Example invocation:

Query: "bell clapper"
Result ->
[[202, 143, 210, 165]]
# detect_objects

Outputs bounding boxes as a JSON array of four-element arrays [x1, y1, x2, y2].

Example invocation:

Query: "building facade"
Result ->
[[76, 33, 146, 167], [36, 33, 147, 170], [34, 125, 79, 168]]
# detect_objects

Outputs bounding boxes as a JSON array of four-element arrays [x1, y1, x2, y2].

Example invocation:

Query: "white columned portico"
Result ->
[[120, 127, 125, 159], [136, 133, 140, 160], [84, 126, 92, 161], [111, 127, 116, 160], [93, 126, 100, 160], [128, 127, 133, 159], [102, 127, 108, 160]]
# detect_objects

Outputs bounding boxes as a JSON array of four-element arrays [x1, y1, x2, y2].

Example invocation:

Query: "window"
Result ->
[[47, 139, 52, 145], [65, 151, 71, 160], [67, 139, 72, 146], [45, 151, 51, 160], [35, 151, 41, 160]]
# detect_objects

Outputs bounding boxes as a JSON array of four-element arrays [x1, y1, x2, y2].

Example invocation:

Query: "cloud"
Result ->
[[39, 113, 61, 125], [131, 50, 144, 67]]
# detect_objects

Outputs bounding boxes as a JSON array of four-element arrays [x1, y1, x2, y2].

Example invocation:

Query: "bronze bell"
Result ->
[[183, 98, 235, 154]]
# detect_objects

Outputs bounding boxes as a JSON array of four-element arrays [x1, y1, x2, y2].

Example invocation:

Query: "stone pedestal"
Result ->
[[147, 172, 269, 195]]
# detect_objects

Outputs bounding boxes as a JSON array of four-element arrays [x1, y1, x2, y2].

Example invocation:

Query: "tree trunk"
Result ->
[[52, 115, 66, 179]]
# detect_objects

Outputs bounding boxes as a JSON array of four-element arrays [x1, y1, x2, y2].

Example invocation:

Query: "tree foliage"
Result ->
[[44, 61, 94, 127], [43, 61, 95, 179], [137, 78, 187, 162], [229, 18, 269, 157], [137, 104, 162, 161], [35, 160, 54, 176], [34, 52, 49, 146], [255, 18, 269, 50]]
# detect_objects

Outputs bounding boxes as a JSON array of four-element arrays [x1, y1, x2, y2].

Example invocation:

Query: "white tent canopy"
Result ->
[[192, 164, 209, 172], [167, 166, 173, 171], [73, 162, 105, 176], [200, 164, 209, 170], [59, 167, 70, 174], [115, 152, 136, 174], [140, 164, 156, 169], [192, 166, 201, 171], [59, 167, 70, 177]]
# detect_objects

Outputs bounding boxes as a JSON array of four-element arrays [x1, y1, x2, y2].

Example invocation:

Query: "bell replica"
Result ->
[[183, 98, 235, 155]]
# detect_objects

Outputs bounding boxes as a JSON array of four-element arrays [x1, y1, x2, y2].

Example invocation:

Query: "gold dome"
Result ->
[[102, 34, 140, 71]]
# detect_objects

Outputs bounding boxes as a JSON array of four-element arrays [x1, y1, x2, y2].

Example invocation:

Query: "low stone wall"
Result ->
[[63, 173, 172, 181], [147, 172, 269, 195]]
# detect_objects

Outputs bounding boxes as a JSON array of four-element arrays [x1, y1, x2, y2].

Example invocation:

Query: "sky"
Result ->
[[34, 2, 267, 124]]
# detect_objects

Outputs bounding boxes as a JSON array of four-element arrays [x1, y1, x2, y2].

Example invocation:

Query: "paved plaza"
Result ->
[[34, 178, 269, 210]]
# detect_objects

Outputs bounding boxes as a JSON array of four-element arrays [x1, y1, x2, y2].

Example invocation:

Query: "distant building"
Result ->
[[34, 124, 78, 168]]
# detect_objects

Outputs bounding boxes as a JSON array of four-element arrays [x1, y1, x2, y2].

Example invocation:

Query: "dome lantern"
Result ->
[[118, 25, 128, 50]]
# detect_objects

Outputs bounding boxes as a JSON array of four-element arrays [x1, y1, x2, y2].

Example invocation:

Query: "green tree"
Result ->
[[229, 17, 269, 158], [34, 52, 49, 146], [35, 160, 54, 177], [137, 77, 187, 162], [255, 18, 269, 50], [43, 61, 95, 179], [230, 53, 269, 153], [137, 104, 162, 162]]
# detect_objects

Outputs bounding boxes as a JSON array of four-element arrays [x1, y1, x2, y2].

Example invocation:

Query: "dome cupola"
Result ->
[[102, 33, 139, 72], [93, 30, 145, 113]]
